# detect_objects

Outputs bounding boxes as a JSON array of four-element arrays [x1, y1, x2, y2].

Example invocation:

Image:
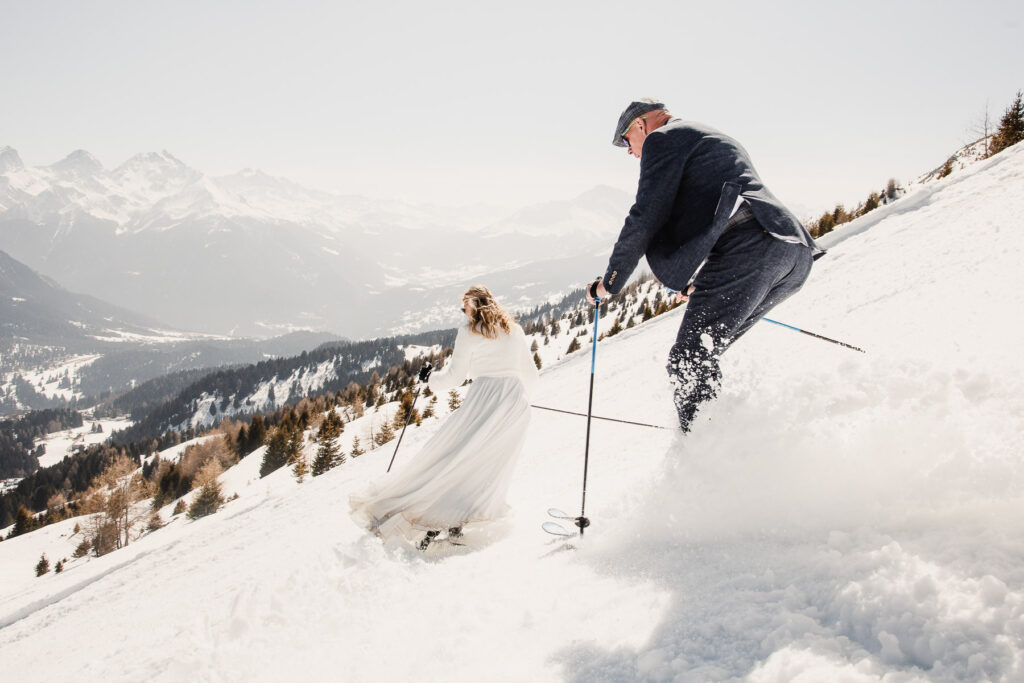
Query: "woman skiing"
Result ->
[[350, 285, 538, 550]]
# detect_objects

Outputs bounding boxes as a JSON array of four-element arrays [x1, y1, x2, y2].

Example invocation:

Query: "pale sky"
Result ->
[[2, 0, 1022, 217]]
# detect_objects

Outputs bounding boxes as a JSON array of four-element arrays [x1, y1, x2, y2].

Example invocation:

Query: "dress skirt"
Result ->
[[349, 375, 530, 543]]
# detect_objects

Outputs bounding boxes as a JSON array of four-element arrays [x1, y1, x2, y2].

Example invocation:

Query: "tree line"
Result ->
[[0, 408, 84, 478], [808, 89, 1024, 239]]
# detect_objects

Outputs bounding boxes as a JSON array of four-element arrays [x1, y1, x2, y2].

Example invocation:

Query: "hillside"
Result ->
[[1, 142, 1023, 680]]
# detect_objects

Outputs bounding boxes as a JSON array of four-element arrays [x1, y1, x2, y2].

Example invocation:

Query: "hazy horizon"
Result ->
[[3, 1, 1022, 217]]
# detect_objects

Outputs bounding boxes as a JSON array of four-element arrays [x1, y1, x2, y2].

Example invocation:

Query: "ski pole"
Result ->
[[531, 404, 670, 430], [669, 285, 864, 354], [577, 281, 602, 536], [761, 318, 865, 353], [385, 387, 421, 473]]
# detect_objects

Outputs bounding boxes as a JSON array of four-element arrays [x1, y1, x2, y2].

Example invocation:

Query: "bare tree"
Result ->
[[969, 100, 993, 158], [95, 454, 149, 549]]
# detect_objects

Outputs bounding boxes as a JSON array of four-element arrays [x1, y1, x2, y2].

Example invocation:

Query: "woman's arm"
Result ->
[[428, 327, 474, 394], [517, 328, 539, 398]]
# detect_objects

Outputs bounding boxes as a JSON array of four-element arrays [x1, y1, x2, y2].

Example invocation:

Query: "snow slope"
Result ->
[[2, 143, 1024, 681], [35, 417, 134, 469]]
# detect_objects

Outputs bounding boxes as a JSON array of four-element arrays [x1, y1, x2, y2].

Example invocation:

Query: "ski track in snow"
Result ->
[[2, 144, 1024, 681]]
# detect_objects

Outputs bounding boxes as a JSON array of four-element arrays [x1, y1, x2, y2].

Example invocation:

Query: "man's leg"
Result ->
[[667, 226, 812, 431]]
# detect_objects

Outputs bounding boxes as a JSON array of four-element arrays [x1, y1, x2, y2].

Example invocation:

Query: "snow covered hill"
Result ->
[[0, 146, 629, 338], [2, 143, 1024, 681]]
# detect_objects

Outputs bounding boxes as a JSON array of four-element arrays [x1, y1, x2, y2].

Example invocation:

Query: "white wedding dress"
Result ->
[[349, 323, 538, 544]]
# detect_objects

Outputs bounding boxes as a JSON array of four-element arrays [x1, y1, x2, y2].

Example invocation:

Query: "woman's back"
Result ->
[[428, 323, 537, 397]]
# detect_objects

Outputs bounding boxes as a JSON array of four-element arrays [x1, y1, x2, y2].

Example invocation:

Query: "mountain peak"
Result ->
[[0, 146, 25, 173], [117, 150, 189, 171], [50, 149, 105, 175]]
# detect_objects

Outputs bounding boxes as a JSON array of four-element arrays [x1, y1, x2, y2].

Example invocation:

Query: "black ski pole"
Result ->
[[530, 404, 670, 430], [385, 388, 420, 473], [577, 282, 602, 536], [762, 318, 865, 353], [386, 362, 431, 473]]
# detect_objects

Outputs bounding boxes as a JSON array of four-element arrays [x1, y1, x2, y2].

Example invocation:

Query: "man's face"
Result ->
[[622, 118, 645, 159]]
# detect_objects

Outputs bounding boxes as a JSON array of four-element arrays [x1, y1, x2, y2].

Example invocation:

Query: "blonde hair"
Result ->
[[463, 285, 514, 339]]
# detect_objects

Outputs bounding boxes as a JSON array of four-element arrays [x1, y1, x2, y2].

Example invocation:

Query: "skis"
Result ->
[[542, 508, 590, 538]]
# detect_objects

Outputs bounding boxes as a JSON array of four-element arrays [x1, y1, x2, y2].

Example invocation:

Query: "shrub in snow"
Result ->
[[35, 553, 50, 577], [447, 389, 462, 411], [73, 537, 91, 558], [188, 460, 225, 520]]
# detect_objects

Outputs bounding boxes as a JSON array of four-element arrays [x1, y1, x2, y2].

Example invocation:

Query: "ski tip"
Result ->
[[542, 521, 575, 537]]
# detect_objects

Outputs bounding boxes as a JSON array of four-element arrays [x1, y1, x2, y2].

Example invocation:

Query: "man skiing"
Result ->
[[587, 98, 823, 431]]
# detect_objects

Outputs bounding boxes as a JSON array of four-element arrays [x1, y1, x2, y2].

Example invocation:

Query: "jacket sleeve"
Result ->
[[518, 331, 539, 399], [602, 132, 687, 295], [428, 326, 474, 394]]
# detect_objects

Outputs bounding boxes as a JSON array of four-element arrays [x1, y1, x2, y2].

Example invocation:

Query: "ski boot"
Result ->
[[418, 530, 440, 551]]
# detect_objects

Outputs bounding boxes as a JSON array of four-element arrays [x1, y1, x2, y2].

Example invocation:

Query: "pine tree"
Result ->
[[566, 337, 581, 354], [172, 499, 187, 516], [374, 419, 395, 446], [938, 157, 954, 179], [885, 178, 899, 202], [291, 449, 309, 483], [73, 537, 91, 558], [234, 425, 248, 457], [350, 435, 364, 458], [247, 415, 267, 454], [392, 392, 419, 429], [991, 90, 1024, 155], [861, 191, 881, 215], [287, 422, 308, 482], [422, 395, 437, 419], [35, 553, 50, 577], [533, 352, 543, 370], [11, 505, 34, 538], [312, 410, 344, 476], [188, 460, 225, 520], [147, 511, 165, 531], [55, 559, 64, 573], [448, 389, 462, 411], [260, 427, 291, 478]]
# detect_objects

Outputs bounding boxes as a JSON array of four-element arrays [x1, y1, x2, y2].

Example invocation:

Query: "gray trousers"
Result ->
[[667, 209, 814, 431]]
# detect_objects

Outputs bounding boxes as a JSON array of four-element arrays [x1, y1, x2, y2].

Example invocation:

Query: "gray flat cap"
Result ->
[[612, 98, 666, 147]]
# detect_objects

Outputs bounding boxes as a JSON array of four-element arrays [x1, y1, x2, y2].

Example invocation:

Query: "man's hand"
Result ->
[[586, 279, 610, 305], [418, 362, 432, 383], [672, 285, 695, 304]]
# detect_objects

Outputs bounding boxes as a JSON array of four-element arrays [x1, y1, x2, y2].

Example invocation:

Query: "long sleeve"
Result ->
[[516, 329, 539, 399], [428, 326, 474, 394], [602, 131, 687, 294]]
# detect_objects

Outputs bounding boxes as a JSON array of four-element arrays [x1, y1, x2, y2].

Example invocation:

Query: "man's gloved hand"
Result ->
[[586, 279, 609, 305], [418, 362, 432, 383]]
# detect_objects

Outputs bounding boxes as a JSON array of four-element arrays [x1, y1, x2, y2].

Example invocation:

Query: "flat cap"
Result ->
[[612, 98, 666, 147]]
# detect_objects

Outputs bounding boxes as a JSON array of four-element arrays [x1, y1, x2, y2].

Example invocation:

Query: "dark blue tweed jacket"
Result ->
[[602, 119, 823, 294]]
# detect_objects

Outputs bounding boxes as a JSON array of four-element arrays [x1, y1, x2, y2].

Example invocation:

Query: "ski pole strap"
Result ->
[[761, 318, 866, 353], [530, 404, 670, 430]]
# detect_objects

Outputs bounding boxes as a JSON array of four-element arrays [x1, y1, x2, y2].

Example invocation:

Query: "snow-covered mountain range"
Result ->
[[0, 146, 632, 338]]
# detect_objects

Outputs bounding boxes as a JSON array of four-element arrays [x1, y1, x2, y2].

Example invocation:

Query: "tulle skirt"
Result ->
[[349, 375, 530, 544]]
